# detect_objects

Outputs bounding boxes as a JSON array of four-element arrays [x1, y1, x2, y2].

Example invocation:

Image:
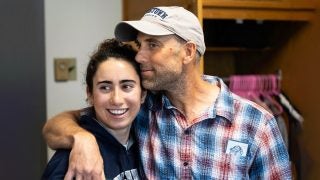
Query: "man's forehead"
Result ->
[[137, 33, 175, 42]]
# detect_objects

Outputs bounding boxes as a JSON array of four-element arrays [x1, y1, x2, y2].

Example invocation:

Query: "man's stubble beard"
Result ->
[[142, 69, 182, 91]]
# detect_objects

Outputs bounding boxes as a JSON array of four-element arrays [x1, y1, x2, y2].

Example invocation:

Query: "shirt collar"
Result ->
[[210, 76, 235, 123], [146, 75, 236, 123]]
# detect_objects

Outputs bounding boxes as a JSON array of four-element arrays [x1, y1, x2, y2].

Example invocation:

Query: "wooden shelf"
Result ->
[[201, 0, 316, 21], [206, 46, 272, 52]]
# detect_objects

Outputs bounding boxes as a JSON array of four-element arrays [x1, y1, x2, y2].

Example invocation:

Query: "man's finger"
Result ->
[[75, 174, 84, 180], [91, 170, 105, 180], [64, 169, 75, 180]]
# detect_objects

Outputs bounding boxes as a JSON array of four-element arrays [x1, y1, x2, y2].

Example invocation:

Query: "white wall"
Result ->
[[45, 0, 121, 159]]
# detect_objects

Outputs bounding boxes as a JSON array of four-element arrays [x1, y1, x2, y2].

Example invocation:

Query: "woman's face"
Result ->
[[87, 58, 145, 132]]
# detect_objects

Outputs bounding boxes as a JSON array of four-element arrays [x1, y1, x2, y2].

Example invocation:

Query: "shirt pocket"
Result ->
[[213, 153, 249, 179]]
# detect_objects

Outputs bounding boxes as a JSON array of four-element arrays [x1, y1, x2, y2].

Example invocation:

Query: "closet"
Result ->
[[122, 0, 320, 179], [122, 0, 316, 73]]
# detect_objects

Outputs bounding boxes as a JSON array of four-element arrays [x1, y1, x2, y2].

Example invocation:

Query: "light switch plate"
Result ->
[[54, 58, 76, 81]]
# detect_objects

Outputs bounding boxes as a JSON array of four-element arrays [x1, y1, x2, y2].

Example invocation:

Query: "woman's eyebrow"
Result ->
[[120, 79, 137, 84], [97, 80, 137, 84], [97, 80, 112, 84]]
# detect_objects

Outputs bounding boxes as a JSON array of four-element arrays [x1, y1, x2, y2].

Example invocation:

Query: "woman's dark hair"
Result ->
[[86, 38, 139, 93]]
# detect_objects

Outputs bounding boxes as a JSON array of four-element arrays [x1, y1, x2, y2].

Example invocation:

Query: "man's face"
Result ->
[[135, 33, 186, 91]]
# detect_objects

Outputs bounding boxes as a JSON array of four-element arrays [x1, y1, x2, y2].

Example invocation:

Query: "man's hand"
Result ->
[[64, 132, 105, 180]]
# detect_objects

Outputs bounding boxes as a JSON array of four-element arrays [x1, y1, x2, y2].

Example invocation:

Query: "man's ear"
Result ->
[[183, 41, 197, 64], [141, 90, 147, 103]]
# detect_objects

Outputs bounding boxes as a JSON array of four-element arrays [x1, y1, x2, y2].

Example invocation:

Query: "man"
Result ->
[[43, 6, 292, 179]]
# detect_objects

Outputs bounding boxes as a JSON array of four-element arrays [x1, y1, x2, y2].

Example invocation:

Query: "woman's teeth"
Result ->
[[108, 109, 127, 115]]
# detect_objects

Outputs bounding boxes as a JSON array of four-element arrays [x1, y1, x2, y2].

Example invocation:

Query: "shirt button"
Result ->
[[184, 129, 191, 135], [183, 162, 188, 166]]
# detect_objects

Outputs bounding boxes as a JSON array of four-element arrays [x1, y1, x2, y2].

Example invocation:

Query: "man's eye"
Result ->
[[148, 42, 158, 48]]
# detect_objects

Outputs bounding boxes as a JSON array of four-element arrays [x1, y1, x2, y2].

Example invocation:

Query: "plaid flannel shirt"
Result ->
[[134, 75, 292, 179]]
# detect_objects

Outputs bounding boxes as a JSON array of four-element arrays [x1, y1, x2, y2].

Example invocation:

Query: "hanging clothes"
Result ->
[[227, 73, 305, 180]]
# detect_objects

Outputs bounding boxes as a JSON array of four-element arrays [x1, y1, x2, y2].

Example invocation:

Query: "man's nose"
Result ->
[[135, 49, 147, 63]]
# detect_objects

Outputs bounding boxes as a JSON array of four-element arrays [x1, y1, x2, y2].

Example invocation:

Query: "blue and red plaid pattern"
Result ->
[[134, 75, 291, 179]]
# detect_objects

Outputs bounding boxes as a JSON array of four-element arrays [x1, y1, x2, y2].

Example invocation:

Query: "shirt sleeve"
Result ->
[[41, 150, 70, 180], [249, 117, 292, 179]]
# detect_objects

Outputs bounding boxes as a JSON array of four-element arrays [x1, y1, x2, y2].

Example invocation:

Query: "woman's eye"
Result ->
[[122, 84, 134, 91], [99, 85, 111, 92]]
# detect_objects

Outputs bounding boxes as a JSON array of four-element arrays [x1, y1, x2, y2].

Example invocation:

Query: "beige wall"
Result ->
[[45, 0, 122, 159]]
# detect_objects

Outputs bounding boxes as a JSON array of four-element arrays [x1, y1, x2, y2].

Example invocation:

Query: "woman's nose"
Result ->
[[110, 89, 123, 105]]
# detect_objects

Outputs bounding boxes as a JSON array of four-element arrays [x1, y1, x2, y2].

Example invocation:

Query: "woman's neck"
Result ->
[[95, 119, 131, 145]]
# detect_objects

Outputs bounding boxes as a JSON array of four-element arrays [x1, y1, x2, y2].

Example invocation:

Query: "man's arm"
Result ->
[[43, 110, 83, 149], [43, 110, 105, 180]]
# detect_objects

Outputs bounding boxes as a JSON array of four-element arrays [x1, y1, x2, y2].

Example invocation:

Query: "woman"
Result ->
[[42, 39, 146, 179]]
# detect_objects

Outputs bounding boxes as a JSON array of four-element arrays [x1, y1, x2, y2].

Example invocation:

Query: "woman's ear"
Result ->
[[141, 90, 147, 104], [86, 86, 93, 105]]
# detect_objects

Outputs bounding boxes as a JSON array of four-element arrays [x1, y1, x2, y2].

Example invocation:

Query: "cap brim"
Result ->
[[115, 20, 174, 42]]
